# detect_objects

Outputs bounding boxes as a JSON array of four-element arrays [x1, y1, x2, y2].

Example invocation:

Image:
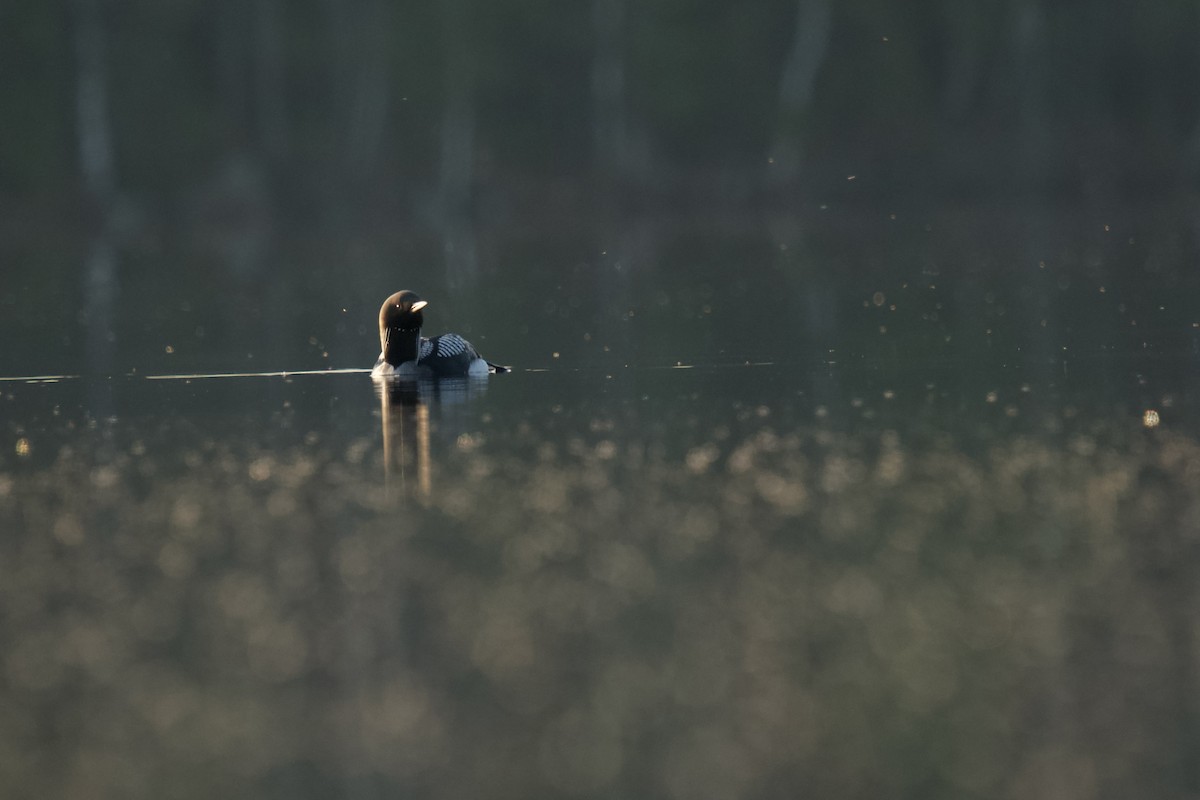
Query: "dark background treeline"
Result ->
[[6, 0, 1200, 215], [3, 0, 1200, 376]]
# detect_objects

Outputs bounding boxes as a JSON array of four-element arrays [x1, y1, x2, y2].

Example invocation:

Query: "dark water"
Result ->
[[4, 205, 1200, 799], [3, 355, 1200, 799]]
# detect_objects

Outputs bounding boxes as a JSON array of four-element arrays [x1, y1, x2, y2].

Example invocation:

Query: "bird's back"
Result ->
[[418, 334, 486, 376]]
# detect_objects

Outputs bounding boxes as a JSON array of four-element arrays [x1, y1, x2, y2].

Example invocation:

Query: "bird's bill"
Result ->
[[411, 300, 428, 312]]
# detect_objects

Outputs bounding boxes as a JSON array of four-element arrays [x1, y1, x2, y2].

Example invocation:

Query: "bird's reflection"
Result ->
[[375, 376, 491, 500]]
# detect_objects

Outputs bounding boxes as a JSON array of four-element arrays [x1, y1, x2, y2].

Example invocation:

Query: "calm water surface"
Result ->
[[3, 351, 1199, 799], [4, 203, 1200, 798]]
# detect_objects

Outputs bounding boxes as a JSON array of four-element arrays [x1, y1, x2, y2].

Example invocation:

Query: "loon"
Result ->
[[372, 290, 509, 379]]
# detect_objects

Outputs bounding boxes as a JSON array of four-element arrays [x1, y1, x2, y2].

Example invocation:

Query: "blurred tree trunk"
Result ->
[[254, 0, 289, 163], [70, 0, 118, 383], [216, 2, 249, 144], [317, 0, 392, 230], [767, 0, 831, 186], [1010, 0, 1051, 188], [940, 1, 987, 120], [591, 0, 629, 180], [344, 0, 391, 181], [208, 1, 286, 367], [437, 0, 477, 288], [216, 0, 289, 161], [72, 0, 115, 202]]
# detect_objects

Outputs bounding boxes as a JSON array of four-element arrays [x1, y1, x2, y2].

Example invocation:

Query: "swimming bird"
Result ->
[[372, 290, 509, 379]]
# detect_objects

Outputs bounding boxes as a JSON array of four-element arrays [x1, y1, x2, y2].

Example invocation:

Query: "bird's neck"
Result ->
[[383, 327, 421, 365]]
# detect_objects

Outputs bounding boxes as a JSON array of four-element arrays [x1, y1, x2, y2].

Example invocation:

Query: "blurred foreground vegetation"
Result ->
[[1, 378, 1198, 798]]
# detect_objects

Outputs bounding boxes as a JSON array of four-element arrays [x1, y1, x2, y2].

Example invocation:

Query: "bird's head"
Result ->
[[378, 290, 428, 363]]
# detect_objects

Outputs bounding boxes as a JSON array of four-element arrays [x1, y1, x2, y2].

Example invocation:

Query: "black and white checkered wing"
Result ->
[[417, 334, 480, 374]]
